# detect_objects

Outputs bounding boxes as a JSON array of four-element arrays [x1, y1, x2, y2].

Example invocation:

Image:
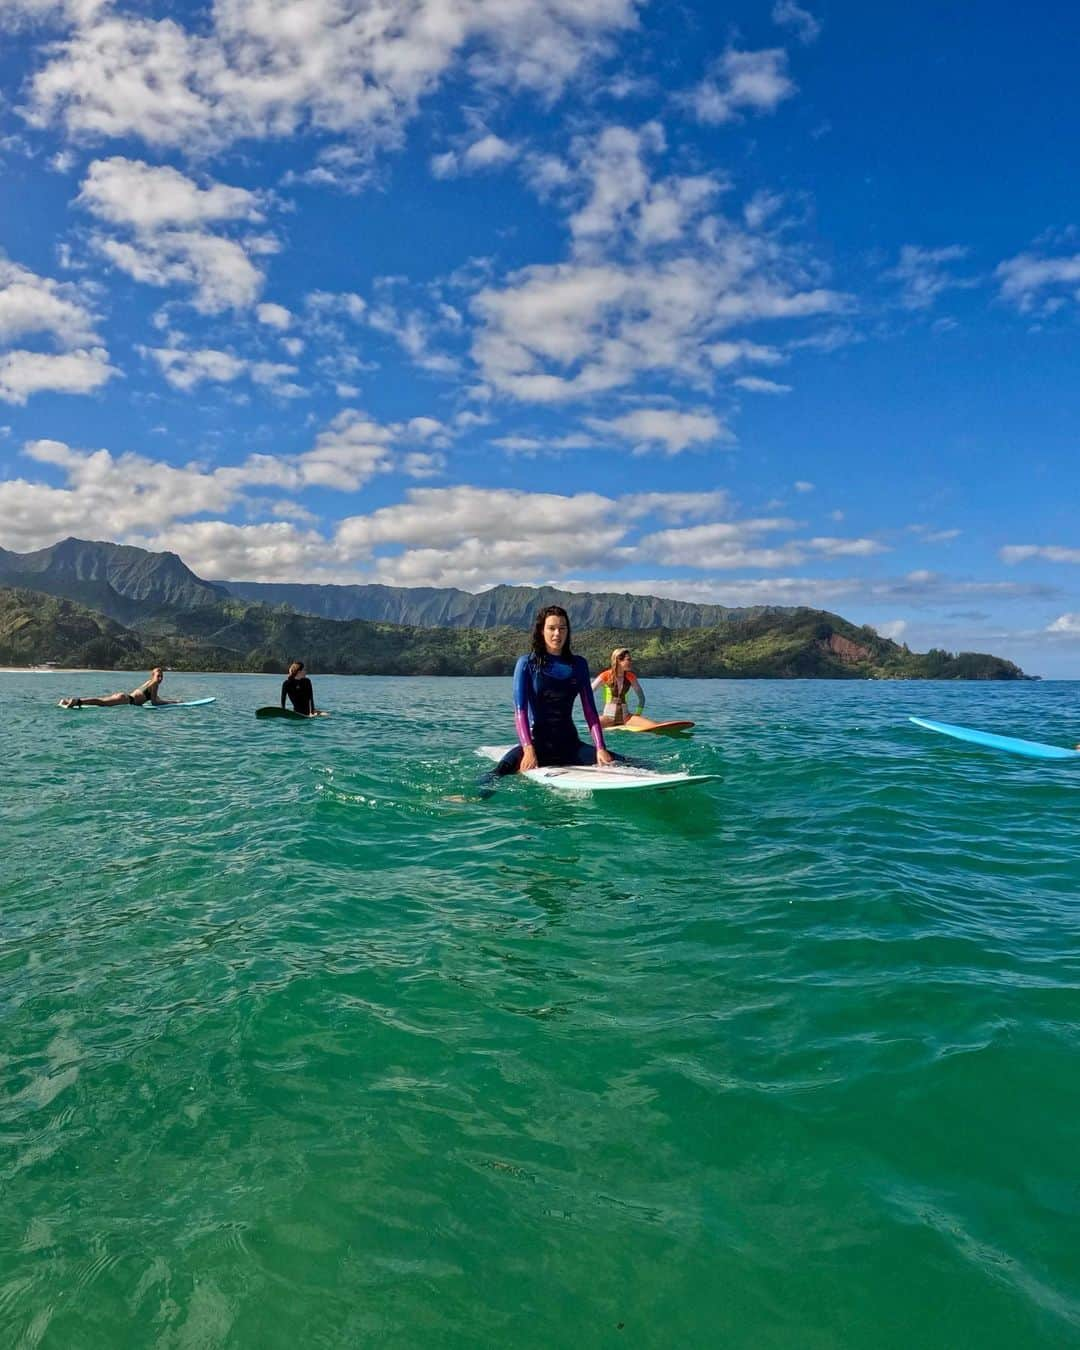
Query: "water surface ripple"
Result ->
[[2, 674, 1079, 1347]]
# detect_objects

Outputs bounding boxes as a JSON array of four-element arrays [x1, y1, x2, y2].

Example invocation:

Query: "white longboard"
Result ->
[[476, 746, 717, 794]]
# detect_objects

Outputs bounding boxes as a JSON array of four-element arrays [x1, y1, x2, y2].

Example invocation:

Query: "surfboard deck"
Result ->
[[256, 706, 315, 720], [910, 716, 1080, 761], [144, 697, 216, 709], [607, 719, 695, 735], [476, 745, 717, 793]]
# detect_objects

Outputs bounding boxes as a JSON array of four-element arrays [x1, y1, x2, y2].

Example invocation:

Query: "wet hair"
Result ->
[[287, 661, 305, 677], [611, 647, 631, 667], [529, 605, 573, 663]]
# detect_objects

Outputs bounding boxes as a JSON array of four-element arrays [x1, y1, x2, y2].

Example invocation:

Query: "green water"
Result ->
[[3, 672, 1080, 1348]]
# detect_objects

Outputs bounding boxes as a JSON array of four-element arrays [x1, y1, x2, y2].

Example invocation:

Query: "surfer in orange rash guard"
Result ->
[[592, 647, 647, 727]]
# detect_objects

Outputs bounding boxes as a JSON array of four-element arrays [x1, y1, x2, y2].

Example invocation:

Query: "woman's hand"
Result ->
[[521, 746, 538, 772], [597, 747, 614, 766]]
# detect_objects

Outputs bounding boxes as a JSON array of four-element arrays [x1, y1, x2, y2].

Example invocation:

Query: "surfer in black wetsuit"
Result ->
[[281, 661, 319, 716]]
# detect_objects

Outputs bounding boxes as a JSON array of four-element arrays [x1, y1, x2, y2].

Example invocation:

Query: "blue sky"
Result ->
[[1, 0, 1079, 675]]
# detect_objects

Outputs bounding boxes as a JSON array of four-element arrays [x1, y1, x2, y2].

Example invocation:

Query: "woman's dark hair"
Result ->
[[529, 605, 573, 663]]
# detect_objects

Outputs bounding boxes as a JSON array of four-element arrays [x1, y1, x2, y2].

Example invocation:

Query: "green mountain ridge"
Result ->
[[0, 583, 1029, 681], [0, 537, 227, 623], [1, 538, 785, 629]]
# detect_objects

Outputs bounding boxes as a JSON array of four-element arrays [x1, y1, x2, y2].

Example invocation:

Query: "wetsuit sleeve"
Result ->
[[512, 655, 533, 749], [575, 657, 607, 751], [281, 679, 288, 710]]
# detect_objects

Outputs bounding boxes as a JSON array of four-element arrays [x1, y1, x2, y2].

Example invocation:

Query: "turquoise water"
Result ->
[[3, 672, 1080, 1348]]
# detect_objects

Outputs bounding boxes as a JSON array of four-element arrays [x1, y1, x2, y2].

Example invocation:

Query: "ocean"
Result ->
[[2, 671, 1079, 1348]]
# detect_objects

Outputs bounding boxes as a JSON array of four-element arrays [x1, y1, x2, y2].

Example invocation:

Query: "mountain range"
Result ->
[[0, 537, 1030, 679], [0, 538, 782, 629]]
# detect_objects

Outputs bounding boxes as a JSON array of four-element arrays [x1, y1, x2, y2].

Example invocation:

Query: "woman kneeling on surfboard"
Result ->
[[58, 667, 176, 709], [495, 606, 615, 775], [592, 648, 646, 727]]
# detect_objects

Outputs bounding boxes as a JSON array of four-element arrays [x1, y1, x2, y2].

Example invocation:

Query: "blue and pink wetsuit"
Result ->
[[496, 652, 609, 774]]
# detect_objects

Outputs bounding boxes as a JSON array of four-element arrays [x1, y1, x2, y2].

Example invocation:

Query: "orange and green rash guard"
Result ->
[[596, 667, 644, 715]]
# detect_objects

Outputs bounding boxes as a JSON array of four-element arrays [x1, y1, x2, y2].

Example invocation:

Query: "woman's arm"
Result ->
[[575, 658, 611, 760], [590, 674, 605, 692], [630, 674, 646, 714], [513, 656, 537, 770], [512, 657, 533, 749]]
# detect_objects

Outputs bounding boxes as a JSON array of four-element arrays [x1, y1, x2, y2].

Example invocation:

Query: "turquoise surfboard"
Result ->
[[910, 716, 1080, 761]]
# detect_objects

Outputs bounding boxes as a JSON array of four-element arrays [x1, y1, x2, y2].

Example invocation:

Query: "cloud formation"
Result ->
[[684, 48, 795, 126], [20, 0, 642, 153], [0, 257, 115, 403], [79, 158, 272, 312]]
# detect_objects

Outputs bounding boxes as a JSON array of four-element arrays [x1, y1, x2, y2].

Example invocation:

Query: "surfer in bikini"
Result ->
[[592, 648, 646, 727], [58, 667, 176, 708], [494, 606, 615, 776]]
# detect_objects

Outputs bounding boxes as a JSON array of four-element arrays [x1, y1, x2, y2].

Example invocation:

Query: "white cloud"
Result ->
[[684, 49, 795, 126], [890, 244, 973, 310], [734, 375, 791, 394], [806, 536, 888, 558], [366, 296, 459, 374], [563, 122, 723, 253], [256, 302, 292, 330], [0, 256, 116, 403], [401, 450, 446, 478], [743, 189, 785, 229], [585, 407, 729, 453], [794, 480, 814, 493], [996, 251, 1080, 312], [140, 344, 305, 397], [771, 1, 821, 44], [638, 518, 801, 570], [464, 133, 517, 170], [0, 437, 246, 549], [298, 411, 399, 490], [707, 339, 783, 368], [874, 619, 907, 640], [622, 490, 731, 522], [78, 158, 272, 312], [0, 347, 115, 404], [1047, 613, 1080, 635], [306, 290, 367, 322], [432, 133, 520, 178], [22, 0, 641, 152], [1001, 544, 1080, 565], [141, 345, 247, 391], [472, 258, 844, 402], [78, 156, 263, 229], [0, 257, 98, 348], [0, 406, 463, 550], [134, 520, 338, 583]]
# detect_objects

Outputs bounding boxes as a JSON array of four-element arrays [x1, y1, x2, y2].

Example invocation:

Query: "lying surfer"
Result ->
[[58, 667, 176, 708], [494, 606, 615, 776], [592, 647, 646, 727], [281, 661, 325, 717]]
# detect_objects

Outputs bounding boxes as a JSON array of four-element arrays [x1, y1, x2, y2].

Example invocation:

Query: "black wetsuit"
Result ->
[[282, 675, 315, 716]]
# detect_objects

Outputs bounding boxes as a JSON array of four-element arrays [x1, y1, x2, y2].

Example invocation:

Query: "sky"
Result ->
[[1, 0, 1079, 675]]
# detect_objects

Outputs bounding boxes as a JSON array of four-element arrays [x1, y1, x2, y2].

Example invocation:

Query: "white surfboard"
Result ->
[[476, 746, 717, 794]]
